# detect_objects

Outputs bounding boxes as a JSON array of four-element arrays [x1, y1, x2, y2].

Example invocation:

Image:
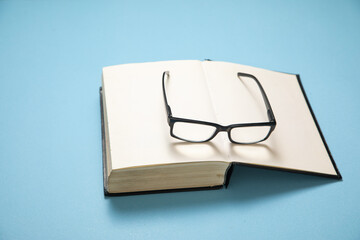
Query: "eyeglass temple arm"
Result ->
[[237, 72, 276, 122], [162, 71, 172, 117]]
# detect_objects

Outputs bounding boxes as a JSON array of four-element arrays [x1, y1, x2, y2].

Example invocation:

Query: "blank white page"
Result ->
[[102, 60, 228, 170], [202, 61, 338, 176]]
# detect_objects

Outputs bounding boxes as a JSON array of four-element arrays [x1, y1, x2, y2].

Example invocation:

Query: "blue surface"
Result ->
[[0, 0, 359, 239]]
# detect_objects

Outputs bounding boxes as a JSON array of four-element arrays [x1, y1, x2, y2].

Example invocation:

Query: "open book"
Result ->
[[100, 60, 341, 196]]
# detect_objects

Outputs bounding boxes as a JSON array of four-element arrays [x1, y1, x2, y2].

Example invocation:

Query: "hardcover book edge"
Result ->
[[99, 73, 342, 196]]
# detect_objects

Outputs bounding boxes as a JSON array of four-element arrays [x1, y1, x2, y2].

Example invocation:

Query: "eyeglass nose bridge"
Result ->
[[217, 125, 229, 132]]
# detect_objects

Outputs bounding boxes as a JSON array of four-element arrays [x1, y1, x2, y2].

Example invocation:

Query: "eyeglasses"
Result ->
[[162, 71, 276, 144]]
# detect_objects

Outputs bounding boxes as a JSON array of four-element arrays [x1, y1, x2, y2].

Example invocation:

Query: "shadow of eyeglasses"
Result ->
[[169, 141, 226, 159], [230, 142, 278, 160]]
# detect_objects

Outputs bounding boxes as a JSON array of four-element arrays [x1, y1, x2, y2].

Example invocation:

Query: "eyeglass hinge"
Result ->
[[167, 105, 172, 116]]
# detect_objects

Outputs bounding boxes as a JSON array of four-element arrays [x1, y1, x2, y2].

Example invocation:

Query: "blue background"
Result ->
[[0, 0, 359, 239]]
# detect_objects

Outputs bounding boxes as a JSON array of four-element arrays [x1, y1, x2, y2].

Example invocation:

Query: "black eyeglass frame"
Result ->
[[162, 71, 277, 144]]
